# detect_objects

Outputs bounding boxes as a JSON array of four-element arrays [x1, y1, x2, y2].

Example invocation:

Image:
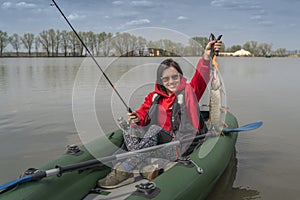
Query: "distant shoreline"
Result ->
[[0, 52, 300, 58], [1, 54, 299, 58]]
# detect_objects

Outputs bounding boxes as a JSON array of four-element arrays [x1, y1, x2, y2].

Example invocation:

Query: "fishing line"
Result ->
[[51, 0, 132, 113]]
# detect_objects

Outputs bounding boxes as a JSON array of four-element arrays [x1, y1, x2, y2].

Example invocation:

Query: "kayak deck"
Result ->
[[83, 111, 238, 200], [0, 111, 238, 200]]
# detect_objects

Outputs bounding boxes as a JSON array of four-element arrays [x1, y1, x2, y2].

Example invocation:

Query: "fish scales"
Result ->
[[208, 59, 227, 134], [209, 73, 223, 133]]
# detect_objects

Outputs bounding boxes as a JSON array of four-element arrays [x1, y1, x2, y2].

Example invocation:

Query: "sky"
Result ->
[[0, 0, 299, 50]]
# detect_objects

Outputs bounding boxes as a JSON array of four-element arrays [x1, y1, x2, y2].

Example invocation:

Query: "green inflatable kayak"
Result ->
[[0, 111, 238, 200]]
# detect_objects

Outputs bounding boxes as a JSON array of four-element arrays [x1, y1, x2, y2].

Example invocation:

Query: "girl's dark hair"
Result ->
[[156, 58, 183, 93]]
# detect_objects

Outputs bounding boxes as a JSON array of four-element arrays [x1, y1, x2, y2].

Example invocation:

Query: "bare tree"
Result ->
[[39, 30, 50, 56], [275, 48, 286, 57], [9, 33, 21, 56], [160, 39, 178, 56], [77, 32, 85, 56], [128, 34, 139, 56], [243, 41, 259, 56], [258, 43, 272, 57], [173, 42, 185, 56], [54, 30, 61, 56], [21, 33, 34, 56], [0, 28, 293, 58], [112, 32, 141, 56], [112, 32, 127, 56], [98, 32, 113, 56], [191, 36, 209, 56], [85, 31, 96, 55], [34, 36, 40, 56], [48, 29, 56, 56], [227, 45, 242, 52], [69, 31, 78, 56], [136, 36, 147, 56], [0, 31, 9, 56], [60, 30, 69, 56]]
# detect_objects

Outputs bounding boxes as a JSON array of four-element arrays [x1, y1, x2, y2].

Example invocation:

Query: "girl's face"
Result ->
[[161, 66, 181, 95]]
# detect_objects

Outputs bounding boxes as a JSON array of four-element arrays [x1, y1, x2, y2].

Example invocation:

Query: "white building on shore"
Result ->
[[219, 49, 252, 57]]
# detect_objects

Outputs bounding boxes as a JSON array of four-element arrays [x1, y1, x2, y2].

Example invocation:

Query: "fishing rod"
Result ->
[[0, 120, 263, 192], [51, 0, 132, 113]]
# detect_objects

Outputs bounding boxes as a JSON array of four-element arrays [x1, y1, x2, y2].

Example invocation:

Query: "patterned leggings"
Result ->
[[117, 124, 177, 172]]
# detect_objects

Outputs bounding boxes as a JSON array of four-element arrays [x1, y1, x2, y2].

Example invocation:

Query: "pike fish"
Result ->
[[207, 34, 227, 134]]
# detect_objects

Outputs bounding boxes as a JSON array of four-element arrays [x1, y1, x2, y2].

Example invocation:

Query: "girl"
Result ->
[[98, 39, 222, 189]]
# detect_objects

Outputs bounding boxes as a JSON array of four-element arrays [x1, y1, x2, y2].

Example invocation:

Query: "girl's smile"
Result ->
[[161, 67, 181, 95]]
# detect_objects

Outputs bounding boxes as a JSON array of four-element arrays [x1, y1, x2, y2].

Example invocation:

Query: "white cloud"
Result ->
[[16, 2, 36, 8], [211, 0, 273, 28], [1, 1, 36, 9], [117, 18, 151, 30], [257, 20, 273, 26], [211, 0, 226, 7], [125, 19, 150, 26], [67, 13, 86, 20], [112, 1, 124, 5], [250, 15, 262, 20], [131, 0, 153, 7], [211, 0, 261, 11], [177, 16, 188, 20], [1, 2, 12, 9]]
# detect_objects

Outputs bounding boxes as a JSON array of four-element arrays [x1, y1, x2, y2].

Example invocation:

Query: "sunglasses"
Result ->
[[161, 74, 180, 83]]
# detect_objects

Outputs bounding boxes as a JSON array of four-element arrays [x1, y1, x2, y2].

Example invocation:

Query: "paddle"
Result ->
[[0, 138, 193, 192], [223, 121, 263, 133], [0, 121, 262, 192]]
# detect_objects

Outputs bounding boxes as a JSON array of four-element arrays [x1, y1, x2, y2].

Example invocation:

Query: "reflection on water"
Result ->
[[207, 150, 260, 200], [1, 57, 300, 199], [0, 58, 84, 182]]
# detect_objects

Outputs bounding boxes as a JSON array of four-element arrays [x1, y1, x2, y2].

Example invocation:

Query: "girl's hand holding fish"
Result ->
[[204, 40, 223, 60]]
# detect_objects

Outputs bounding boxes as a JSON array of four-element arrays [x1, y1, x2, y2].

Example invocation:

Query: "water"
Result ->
[[0, 57, 300, 199]]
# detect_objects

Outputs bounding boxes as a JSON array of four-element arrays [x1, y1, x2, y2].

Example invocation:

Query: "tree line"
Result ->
[[0, 29, 296, 57]]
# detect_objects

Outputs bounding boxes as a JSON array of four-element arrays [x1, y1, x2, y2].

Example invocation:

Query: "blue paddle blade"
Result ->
[[0, 175, 32, 191], [223, 121, 263, 133]]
